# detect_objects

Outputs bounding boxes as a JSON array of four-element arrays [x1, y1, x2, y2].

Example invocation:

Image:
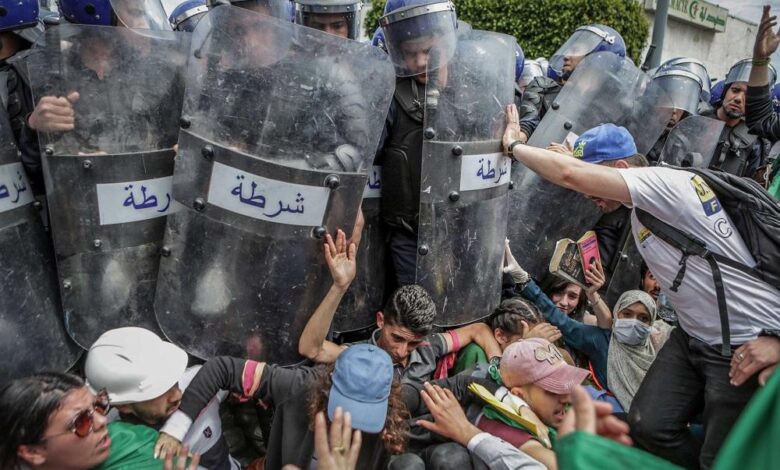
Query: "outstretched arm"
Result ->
[[503, 104, 631, 204], [298, 229, 356, 363]]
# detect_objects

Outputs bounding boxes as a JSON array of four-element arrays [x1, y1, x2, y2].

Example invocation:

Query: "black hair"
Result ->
[[542, 276, 587, 322], [0, 372, 85, 469], [639, 260, 650, 289], [383, 285, 437, 336], [488, 298, 543, 334]]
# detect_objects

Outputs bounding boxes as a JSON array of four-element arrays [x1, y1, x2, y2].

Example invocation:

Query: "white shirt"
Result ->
[[619, 167, 780, 345]]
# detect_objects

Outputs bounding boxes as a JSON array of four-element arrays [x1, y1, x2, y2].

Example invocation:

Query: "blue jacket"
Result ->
[[520, 280, 611, 388]]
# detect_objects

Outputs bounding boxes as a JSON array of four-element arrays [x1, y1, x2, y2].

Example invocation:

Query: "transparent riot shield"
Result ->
[[658, 115, 725, 168], [416, 31, 515, 327], [154, 6, 395, 363], [508, 52, 672, 279], [0, 111, 82, 381], [27, 25, 190, 348]]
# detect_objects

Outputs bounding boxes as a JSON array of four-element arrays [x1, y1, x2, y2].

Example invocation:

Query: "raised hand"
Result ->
[[755, 5, 780, 59], [323, 229, 357, 291]]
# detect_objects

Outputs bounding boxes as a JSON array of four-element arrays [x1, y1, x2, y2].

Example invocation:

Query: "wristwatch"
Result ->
[[508, 140, 524, 156]]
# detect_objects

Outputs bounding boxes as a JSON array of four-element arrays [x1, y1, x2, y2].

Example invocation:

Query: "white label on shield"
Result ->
[[363, 166, 382, 199], [97, 175, 179, 225], [0, 162, 34, 213], [207, 161, 330, 226], [459, 153, 511, 192]]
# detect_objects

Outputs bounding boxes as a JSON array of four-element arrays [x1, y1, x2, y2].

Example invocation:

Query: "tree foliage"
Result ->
[[364, 0, 650, 64]]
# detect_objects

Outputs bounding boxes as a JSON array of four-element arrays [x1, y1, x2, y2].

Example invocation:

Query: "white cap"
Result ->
[[85, 327, 188, 405]]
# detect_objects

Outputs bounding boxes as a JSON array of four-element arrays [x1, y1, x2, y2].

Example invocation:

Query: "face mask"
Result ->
[[613, 318, 651, 346]]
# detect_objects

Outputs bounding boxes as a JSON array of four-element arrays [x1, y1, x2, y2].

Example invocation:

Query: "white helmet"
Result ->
[[85, 327, 188, 405]]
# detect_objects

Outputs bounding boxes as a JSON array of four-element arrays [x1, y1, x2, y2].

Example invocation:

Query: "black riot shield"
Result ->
[[0, 110, 82, 381], [658, 115, 725, 168], [508, 52, 672, 279], [154, 6, 395, 363], [27, 25, 189, 348], [416, 31, 516, 327]]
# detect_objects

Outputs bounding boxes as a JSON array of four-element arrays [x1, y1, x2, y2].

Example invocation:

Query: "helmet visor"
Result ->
[[110, 0, 171, 30], [518, 60, 543, 88], [295, 2, 362, 40], [549, 27, 609, 77], [725, 59, 778, 87], [653, 71, 703, 116], [380, 2, 457, 77]]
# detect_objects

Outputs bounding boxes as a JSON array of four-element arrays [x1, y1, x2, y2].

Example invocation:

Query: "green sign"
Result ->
[[644, 0, 728, 32]]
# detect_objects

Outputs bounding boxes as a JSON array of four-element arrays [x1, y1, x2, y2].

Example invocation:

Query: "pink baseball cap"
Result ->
[[500, 338, 590, 394]]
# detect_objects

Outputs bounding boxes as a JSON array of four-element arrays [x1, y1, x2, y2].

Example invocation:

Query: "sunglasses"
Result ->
[[42, 389, 111, 441]]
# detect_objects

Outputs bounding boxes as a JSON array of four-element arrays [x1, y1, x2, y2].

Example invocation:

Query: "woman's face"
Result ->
[[551, 284, 582, 315], [616, 302, 652, 325], [30, 387, 111, 470]]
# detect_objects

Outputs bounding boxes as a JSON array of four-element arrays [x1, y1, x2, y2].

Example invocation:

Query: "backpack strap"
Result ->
[[635, 209, 733, 356]]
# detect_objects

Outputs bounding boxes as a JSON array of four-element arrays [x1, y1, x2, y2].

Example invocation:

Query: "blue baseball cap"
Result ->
[[572, 123, 637, 164], [328, 344, 393, 433]]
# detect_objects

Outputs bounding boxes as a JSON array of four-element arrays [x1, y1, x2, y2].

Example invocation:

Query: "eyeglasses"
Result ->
[[42, 389, 110, 441]]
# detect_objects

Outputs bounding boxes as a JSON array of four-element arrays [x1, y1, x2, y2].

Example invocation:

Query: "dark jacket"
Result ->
[[178, 357, 389, 470], [520, 280, 611, 387], [747, 84, 780, 142]]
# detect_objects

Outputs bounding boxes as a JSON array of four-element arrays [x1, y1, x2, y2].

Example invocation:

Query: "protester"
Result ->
[[503, 115, 780, 468], [85, 327, 239, 469], [449, 297, 563, 375], [473, 338, 589, 469], [297, 229, 503, 383], [0, 372, 200, 470]]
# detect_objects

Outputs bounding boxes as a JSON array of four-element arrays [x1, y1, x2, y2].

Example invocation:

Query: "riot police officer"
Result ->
[[704, 58, 775, 177], [376, 0, 459, 285], [519, 24, 626, 138], [2, 0, 50, 193], [646, 63, 709, 164], [0, 0, 81, 380]]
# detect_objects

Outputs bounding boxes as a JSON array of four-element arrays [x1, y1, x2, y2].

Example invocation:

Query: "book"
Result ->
[[577, 230, 602, 270], [549, 238, 587, 289]]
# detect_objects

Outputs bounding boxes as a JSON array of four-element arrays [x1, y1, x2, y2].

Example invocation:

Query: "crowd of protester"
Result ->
[[2, 0, 780, 469]]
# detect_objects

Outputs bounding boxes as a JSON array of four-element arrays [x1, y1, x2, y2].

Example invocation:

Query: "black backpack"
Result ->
[[635, 167, 780, 355]]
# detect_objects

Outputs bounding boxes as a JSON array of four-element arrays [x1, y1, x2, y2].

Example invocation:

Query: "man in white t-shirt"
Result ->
[[85, 327, 240, 470], [502, 108, 780, 469]]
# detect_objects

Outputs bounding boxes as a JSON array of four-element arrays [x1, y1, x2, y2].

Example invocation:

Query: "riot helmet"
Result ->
[[773, 83, 780, 113], [57, 0, 171, 29], [169, 0, 208, 32], [710, 79, 724, 107], [0, 0, 39, 33], [379, 0, 458, 78], [652, 65, 704, 116], [85, 327, 188, 405], [207, 0, 293, 19], [514, 42, 525, 83], [657, 57, 711, 102], [518, 59, 543, 92], [371, 25, 387, 52], [548, 24, 625, 81], [724, 58, 777, 92], [294, 0, 362, 40]]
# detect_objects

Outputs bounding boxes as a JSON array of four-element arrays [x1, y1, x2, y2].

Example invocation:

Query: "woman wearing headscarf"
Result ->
[[607, 290, 672, 411]]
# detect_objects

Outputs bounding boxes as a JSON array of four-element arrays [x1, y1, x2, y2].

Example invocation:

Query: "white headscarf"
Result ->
[[607, 290, 672, 411]]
